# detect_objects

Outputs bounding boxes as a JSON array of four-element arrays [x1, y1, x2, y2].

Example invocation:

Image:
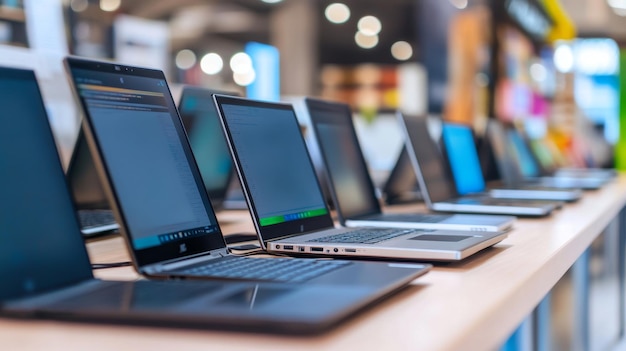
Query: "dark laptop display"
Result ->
[[0, 66, 426, 334], [382, 147, 421, 205], [177, 87, 237, 209], [0, 67, 93, 302]]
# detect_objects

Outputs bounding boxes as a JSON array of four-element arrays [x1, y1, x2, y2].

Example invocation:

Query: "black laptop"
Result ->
[[67, 129, 119, 236], [63, 56, 430, 283], [0, 65, 426, 334], [177, 86, 238, 210]]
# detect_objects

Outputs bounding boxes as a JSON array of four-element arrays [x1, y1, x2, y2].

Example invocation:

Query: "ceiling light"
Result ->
[[70, 0, 88, 12], [200, 53, 223, 75], [100, 0, 121, 12], [355, 32, 379, 49], [449, 0, 468, 10], [325, 3, 350, 24], [175, 50, 197, 70], [233, 70, 256, 86], [357, 16, 382, 36], [230, 52, 253, 74], [608, 0, 626, 9], [261, 0, 283, 3], [391, 41, 413, 61]]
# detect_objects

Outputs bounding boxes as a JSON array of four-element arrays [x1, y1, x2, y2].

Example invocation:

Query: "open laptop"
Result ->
[[506, 128, 608, 190], [446, 121, 582, 202], [305, 98, 515, 232], [64, 57, 430, 284], [486, 120, 582, 202], [214, 95, 508, 261], [177, 86, 238, 210], [397, 113, 556, 217], [0, 66, 428, 334], [382, 146, 423, 205], [66, 129, 119, 236]]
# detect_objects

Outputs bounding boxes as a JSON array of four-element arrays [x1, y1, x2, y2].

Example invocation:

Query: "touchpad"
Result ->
[[220, 286, 294, 309], [410, 234, 470, 242]]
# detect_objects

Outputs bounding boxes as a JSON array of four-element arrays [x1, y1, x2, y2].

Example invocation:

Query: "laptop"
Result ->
[[214, 95, 508, 261], [66, 129, 119, 236], [64, 57, 430, 284], [397, 114, 556, 217], [0, 66, 428, 334], [506, 128, 608, 190], [305, 98, 515, 233], [177, 86, 238, 210], [450, 121, 582, 202], [382, 146, 423, 205], [486, 120, 582, 202]]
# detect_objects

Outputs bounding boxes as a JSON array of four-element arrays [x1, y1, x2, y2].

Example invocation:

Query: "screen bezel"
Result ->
[[64, 57, 227, 268], [213, 95, 335, 247], [305, 97, 382, 223]]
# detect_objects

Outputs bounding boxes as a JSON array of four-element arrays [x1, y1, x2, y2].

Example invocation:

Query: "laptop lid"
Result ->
[[213, 95, 334, 246], [507, 129, 543, 178], [0, 66, 94, 302], [64, 57, 227, 268], [177, 86, 238, 209], [305, 98, 382, 223], [486, 120, 526, 185], [382, 146, 420, 204], [397, 113, 459, 205], [66, 128, 110, 210], [440, 123, 487, 195]]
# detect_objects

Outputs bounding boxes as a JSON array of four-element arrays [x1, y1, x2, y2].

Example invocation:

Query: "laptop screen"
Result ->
[[306, 99, 381, 221], [441, 124, 486, 195], [0, 67, 93, 301], [66, 58, 225, 266], [398, 114, 458, 203], [178, 87, 236, 208], [508, 130, 541, 178], [214, 96, 334, 242]]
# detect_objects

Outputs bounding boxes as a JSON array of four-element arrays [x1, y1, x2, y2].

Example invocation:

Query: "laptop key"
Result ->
[[180, 256, 351, 282]]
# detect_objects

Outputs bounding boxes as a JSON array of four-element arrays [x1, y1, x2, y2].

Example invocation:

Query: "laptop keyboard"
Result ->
[[308, 228, 423, 244], [180, 256, 351, 283], [378, 213, 451, 223], [78, 210, 116, 229]]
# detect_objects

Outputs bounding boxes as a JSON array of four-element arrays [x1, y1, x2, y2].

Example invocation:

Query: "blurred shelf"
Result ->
[[0, 6, 25, 22]]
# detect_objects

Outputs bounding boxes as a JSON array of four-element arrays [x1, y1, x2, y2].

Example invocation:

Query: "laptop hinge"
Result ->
[[143, 248, 229, 274]]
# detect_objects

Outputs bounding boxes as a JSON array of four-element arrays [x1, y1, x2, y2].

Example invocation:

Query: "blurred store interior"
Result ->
[[0, 0, 624, 176]]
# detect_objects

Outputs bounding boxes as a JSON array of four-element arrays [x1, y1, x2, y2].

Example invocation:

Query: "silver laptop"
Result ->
[[504, 127, 608, 190], [469, 120, 583, 202], [398, 113, 556, 217], [305, 97, 515, 232], [213, 95, 508, 261], [64, 56, 430, 284], [0, 65, 429, 335]]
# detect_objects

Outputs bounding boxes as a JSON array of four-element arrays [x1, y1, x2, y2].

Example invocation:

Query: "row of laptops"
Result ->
[[0, 61, 433, 333], [2, 56, 608, 333]]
